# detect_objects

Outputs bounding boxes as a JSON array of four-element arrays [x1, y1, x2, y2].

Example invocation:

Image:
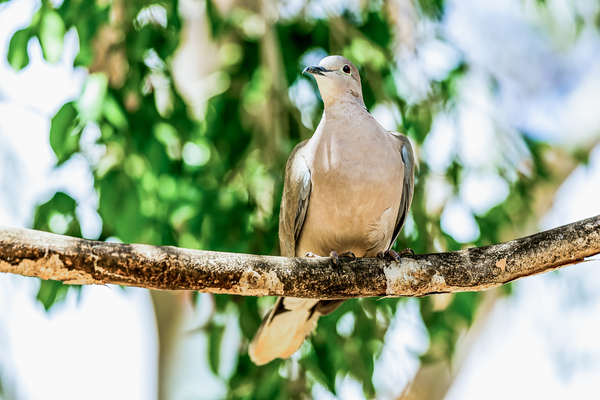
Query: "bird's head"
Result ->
[[303, 56, 364, 109]]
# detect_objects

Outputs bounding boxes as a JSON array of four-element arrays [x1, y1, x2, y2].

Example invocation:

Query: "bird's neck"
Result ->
[[313, 99, 375, 144], [322, 95, 367, 116]]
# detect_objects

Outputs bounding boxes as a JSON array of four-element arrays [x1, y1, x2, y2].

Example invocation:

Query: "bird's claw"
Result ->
[[377, 249, 402, 263], [397, 248, 415, 256], [330, 251, 356, 266], [304, 252, 319, 258]]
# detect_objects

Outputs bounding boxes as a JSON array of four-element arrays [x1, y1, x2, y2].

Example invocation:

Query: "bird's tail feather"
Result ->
[[249, 297, 321, 365]]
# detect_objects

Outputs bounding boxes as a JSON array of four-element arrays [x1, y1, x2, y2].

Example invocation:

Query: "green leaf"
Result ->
[[77, 73, 109, 121], [102, 95, 129, 131], [49, 102, 80, 164], [33, 192, 82, 237], [39, 8, 66, 63], [153, 122, 181, 160], [7, 28, 32, 70], [36, 280, 70, 311]]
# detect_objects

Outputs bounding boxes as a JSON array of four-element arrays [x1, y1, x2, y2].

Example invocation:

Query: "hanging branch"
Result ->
[[0, 215, 599, 299]]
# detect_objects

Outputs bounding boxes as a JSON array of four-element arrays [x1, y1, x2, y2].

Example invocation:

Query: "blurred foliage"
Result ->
[[5, 0, 586, 397]]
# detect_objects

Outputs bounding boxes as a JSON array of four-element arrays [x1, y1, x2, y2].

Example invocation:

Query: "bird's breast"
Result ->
[[296, 128, 404, 257]]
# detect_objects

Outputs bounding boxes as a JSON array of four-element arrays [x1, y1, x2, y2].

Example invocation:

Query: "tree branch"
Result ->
[[1, 215, 599, 299]]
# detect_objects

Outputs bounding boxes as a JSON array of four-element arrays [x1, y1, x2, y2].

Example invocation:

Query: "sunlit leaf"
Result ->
[[7, 28, 31, 70], [77, 73, 109, 121], [39, 8, 66, 63], [33, 192, 82, 237], [102, 95, 129, 131]]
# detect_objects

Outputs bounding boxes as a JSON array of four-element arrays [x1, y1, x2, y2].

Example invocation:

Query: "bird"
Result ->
[[248, 55, 415, 365]]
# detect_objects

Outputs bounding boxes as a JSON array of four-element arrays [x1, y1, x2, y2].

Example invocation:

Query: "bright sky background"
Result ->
[[1, 0, 600, 399]]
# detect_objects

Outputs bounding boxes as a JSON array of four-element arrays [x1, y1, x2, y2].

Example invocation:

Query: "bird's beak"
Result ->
[[303, 66, 329, 76]]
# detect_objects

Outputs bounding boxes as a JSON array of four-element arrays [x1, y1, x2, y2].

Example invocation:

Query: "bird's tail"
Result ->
[[249, 297, 346, 365], [249, 297, 321, 365]]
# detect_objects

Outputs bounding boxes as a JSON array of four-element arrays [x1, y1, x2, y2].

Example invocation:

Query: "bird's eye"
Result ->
[[342, 65, 351, 74]]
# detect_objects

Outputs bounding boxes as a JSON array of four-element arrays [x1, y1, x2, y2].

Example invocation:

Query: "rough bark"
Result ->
[[0, 215, 599, 299]]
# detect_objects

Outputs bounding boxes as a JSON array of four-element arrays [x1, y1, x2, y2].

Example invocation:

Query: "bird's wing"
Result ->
[[279, 139, 312, 257], [249, 140, 319, 365], [388, 132, 415, 249]]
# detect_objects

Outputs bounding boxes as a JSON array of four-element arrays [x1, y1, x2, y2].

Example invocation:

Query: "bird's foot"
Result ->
[[377, 249, 402, 263], [304, 252, 320, 258], [330, 251, 356, 266]]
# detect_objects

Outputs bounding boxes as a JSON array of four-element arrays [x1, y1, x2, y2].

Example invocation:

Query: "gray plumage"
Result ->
[[249, 56, 415, 365]]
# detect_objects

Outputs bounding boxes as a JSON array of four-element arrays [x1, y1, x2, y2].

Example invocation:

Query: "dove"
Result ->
[[249, 56, 415, 365]]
